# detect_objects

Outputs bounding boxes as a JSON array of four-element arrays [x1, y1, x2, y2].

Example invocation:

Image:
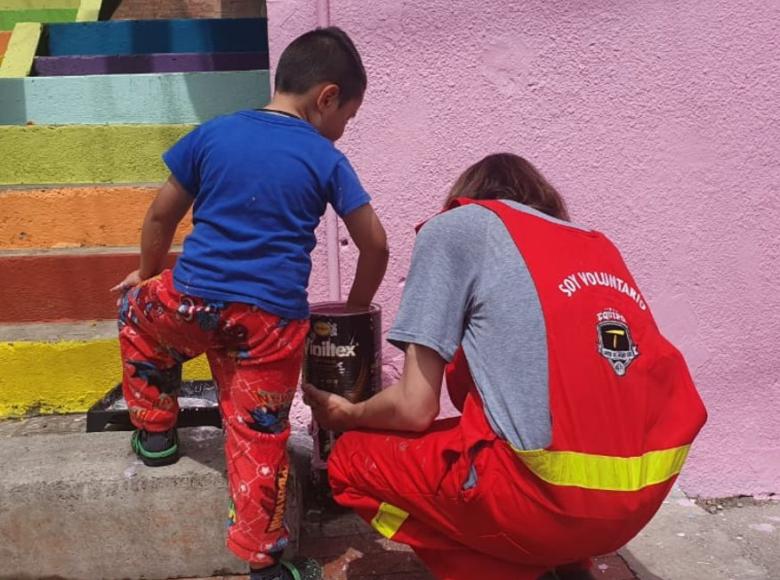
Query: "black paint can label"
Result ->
[[303, 302, 381, 469]]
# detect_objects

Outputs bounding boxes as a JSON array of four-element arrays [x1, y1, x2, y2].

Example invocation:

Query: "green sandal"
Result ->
[[281, 558, 323, 580], [130, 429, 180, 467]]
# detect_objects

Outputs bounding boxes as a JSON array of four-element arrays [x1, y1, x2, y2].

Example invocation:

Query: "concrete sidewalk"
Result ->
[[624, 488, 780, 579], [1, 415, 777, 580]]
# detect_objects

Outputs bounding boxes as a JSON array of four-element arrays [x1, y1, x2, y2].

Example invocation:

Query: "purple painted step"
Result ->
[[33, 51, 269, 76]]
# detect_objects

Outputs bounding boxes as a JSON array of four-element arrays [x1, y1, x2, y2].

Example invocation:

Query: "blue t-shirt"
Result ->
[[163, 110, 370, 319]]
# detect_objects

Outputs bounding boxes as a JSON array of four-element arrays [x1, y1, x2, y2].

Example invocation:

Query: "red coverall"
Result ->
[[328, 199, 707, 579]]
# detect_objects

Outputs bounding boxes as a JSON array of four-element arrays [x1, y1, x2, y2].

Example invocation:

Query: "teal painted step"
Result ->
[[0, 8, 76, 31], [0, 70, 270, 125], [46, 18, 268, 56]]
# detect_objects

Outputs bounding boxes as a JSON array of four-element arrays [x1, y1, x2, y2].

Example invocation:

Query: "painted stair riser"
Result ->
[[33, 51, 269, 76], [47, 18, 268, 56], [0, 338, 210, 416], [0, 8, 76, 30], [0, 186, 192, 249], [0, 252, 180, 323], [0, 1, 80, 8], [0, 125, 193, 185], [74, 0, 101, 23], [0, 69, 269, 124], [0, 31, 10, 54], [0, 21, 40, 78]]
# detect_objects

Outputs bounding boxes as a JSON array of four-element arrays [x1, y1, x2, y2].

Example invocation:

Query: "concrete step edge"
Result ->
[[0, 424, 312, 580]]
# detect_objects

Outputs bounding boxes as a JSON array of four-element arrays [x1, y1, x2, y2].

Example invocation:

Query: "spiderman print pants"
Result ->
[[118, 270, 309, 567]]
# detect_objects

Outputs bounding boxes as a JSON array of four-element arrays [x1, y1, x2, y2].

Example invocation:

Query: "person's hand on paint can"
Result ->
[[110, 269, 143, 305], [303, 383, 359, 431]]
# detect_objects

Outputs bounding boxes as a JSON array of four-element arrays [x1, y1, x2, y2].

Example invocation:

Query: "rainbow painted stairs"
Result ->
[[0, 1, 270, 418], [0, 2, 275, 577]]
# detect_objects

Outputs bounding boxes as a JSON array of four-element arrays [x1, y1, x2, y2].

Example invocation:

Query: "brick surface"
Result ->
[[297, 509, 431, 579]]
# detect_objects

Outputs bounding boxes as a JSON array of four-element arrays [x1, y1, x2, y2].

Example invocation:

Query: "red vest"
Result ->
[[444, 199, 707, 515]]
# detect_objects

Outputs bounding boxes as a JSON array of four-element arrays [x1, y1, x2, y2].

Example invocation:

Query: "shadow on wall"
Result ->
[[176, 17, 270, 124], [135, 18, 270, 123], [98, 0, 123, 20]]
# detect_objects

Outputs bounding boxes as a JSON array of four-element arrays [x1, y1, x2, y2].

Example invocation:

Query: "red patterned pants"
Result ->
[[118, 270, 309, 566]]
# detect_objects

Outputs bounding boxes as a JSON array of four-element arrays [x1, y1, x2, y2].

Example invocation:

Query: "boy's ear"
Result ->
[[316, 83, 341, 111]]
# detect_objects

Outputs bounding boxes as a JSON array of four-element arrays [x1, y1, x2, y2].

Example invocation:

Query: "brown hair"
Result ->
[[444, 153, 570, 221]]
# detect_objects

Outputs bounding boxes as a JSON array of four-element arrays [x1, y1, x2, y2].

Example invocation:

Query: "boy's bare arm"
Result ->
[[139, 176, 193, 278], [111, 175, 193, 292], [342, 204, 389, 308]]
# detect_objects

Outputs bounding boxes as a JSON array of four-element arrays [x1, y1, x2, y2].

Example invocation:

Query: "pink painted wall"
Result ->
[[268, 0, 780, 499]]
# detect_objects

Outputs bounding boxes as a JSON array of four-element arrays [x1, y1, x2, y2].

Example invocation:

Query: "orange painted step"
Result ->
[[0, 186, 192, 250]]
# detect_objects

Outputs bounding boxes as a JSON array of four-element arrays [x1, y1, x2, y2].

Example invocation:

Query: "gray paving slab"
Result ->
[[623, 487, 780, 579]]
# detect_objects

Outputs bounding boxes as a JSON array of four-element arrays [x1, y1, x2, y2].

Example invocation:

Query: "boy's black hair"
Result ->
[[275, 27, 366, 104]]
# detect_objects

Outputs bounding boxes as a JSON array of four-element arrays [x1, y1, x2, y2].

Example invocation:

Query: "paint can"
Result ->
[[303, 302, 381, 470]]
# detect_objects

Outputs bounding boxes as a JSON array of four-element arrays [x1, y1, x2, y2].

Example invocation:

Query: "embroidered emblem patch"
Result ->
[[597, 309, 639, 376]]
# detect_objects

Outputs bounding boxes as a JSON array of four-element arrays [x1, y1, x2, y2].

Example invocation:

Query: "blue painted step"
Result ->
[[45, 18, 268, 57]]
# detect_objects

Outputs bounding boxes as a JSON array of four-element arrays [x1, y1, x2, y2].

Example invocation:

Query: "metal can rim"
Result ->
[[309, 301, 381, 316]]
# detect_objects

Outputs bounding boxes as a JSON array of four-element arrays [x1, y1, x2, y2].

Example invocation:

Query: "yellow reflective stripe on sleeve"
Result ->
[[514, 445, 691, 492], [370, 502, 409, 539]]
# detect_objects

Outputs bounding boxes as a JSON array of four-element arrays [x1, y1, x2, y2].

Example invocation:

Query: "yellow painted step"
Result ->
[[0, 322, 211, 417]]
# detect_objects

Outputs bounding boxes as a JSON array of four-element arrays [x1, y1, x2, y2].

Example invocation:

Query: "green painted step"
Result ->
[[0, 124, 194, 185], [0, 8, 77, 30]]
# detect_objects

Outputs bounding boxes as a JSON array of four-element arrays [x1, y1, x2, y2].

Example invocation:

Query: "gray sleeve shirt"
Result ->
[[387, 201, 552, 450]]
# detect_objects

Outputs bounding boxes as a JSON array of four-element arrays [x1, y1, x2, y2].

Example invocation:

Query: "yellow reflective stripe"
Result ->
[[370, 502, 409, 539], [514, 445, 690, 492]]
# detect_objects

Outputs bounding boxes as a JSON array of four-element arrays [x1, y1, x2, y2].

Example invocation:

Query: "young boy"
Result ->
[[112, 27, 388, 580]]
